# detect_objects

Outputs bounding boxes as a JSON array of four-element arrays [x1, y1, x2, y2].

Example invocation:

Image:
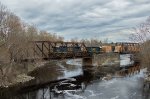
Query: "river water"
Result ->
[[14, 54, 148, 99], [59, 70, 145, 99]]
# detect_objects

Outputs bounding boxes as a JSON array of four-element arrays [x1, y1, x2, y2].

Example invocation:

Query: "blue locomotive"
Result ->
[[53, 46, 101, 54], [53, 46, 68, 52], [86, 47, 101, 54], [53, 46, 81, 53]]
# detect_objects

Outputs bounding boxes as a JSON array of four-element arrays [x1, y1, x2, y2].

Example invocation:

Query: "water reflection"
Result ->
[[13, 54, 149, 99], [29, 61, 64, 84], [29, 59, 83, 83], [22, 69, 145, 99], [57, 59, 83, 79], [73, 69, 145, 99], [120, 54, 134, 67]]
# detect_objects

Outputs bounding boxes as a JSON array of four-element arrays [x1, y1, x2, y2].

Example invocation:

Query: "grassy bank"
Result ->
[[140, 40, 150, 70], [0, 60, 48, 88]]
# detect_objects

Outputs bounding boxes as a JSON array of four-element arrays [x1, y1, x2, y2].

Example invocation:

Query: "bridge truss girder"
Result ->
[[32, 41, 91, 59]]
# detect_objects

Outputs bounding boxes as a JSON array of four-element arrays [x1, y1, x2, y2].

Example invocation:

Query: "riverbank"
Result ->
[[0, 60, 48, 88], [1, 54, 146, 99]]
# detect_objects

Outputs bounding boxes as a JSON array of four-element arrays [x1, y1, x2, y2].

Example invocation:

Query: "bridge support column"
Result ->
[[82, 57, 94, 82], [82, 57, 93, 66]]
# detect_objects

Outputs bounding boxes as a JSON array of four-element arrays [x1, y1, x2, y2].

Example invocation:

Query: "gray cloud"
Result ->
[[0, 0, 150, 42]]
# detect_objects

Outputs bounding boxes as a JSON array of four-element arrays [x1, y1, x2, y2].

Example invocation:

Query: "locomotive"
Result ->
[[53, 46, 101, 54]]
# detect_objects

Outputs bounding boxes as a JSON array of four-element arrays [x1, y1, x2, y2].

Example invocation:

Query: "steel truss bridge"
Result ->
[[20, 41, 140, 61], [32, 41, 95, 60]]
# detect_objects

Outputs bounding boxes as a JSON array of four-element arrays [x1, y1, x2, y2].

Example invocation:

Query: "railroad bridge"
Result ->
[[32, 42, 140, 58], [22, 41, 140, 66], [32, 41, 100, 59], [31, 41, 100, 66]]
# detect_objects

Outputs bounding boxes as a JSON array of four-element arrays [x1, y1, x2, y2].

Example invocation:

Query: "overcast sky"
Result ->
[[0, 0, 150, 42]]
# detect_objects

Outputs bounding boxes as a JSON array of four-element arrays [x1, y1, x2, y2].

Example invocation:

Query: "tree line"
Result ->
[[70, 37, 102, 47], [0, 3, 64, 63]]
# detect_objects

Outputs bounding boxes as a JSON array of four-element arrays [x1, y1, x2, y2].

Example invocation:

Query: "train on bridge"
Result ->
[[30, 41, 140, 60], [51, 42, 139, 54], [15, 41, 141, 62], [101, 42, 140, 53], [32, 41, 102, 59], [53, 46, 101, 54]]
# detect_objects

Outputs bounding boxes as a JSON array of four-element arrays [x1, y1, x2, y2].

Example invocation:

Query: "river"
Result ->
[[13, 54, 148, 99]]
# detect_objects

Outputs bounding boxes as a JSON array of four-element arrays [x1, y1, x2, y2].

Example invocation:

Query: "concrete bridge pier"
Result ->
[[82, 57, 94, 81], [82, 57, 93, 66]]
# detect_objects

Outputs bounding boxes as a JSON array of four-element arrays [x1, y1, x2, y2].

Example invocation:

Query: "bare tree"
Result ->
[[130, 17, 150, 70], [80, 38, 102, 47], [0, 2, 66, 87], [0, 3, 8, 46]]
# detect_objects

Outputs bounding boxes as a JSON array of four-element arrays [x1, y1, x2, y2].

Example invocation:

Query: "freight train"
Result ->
[[52, 43, 139, 54], [101, 44, 140, 53], [53, 46, 101, 54]]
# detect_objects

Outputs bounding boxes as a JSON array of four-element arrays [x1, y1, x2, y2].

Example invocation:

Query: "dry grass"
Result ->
[[0, 60, 47, 87], [140, 40, 150, 70]]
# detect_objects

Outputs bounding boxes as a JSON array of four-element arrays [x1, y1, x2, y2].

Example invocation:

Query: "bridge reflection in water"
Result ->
[[11, 54, 147, 99]]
